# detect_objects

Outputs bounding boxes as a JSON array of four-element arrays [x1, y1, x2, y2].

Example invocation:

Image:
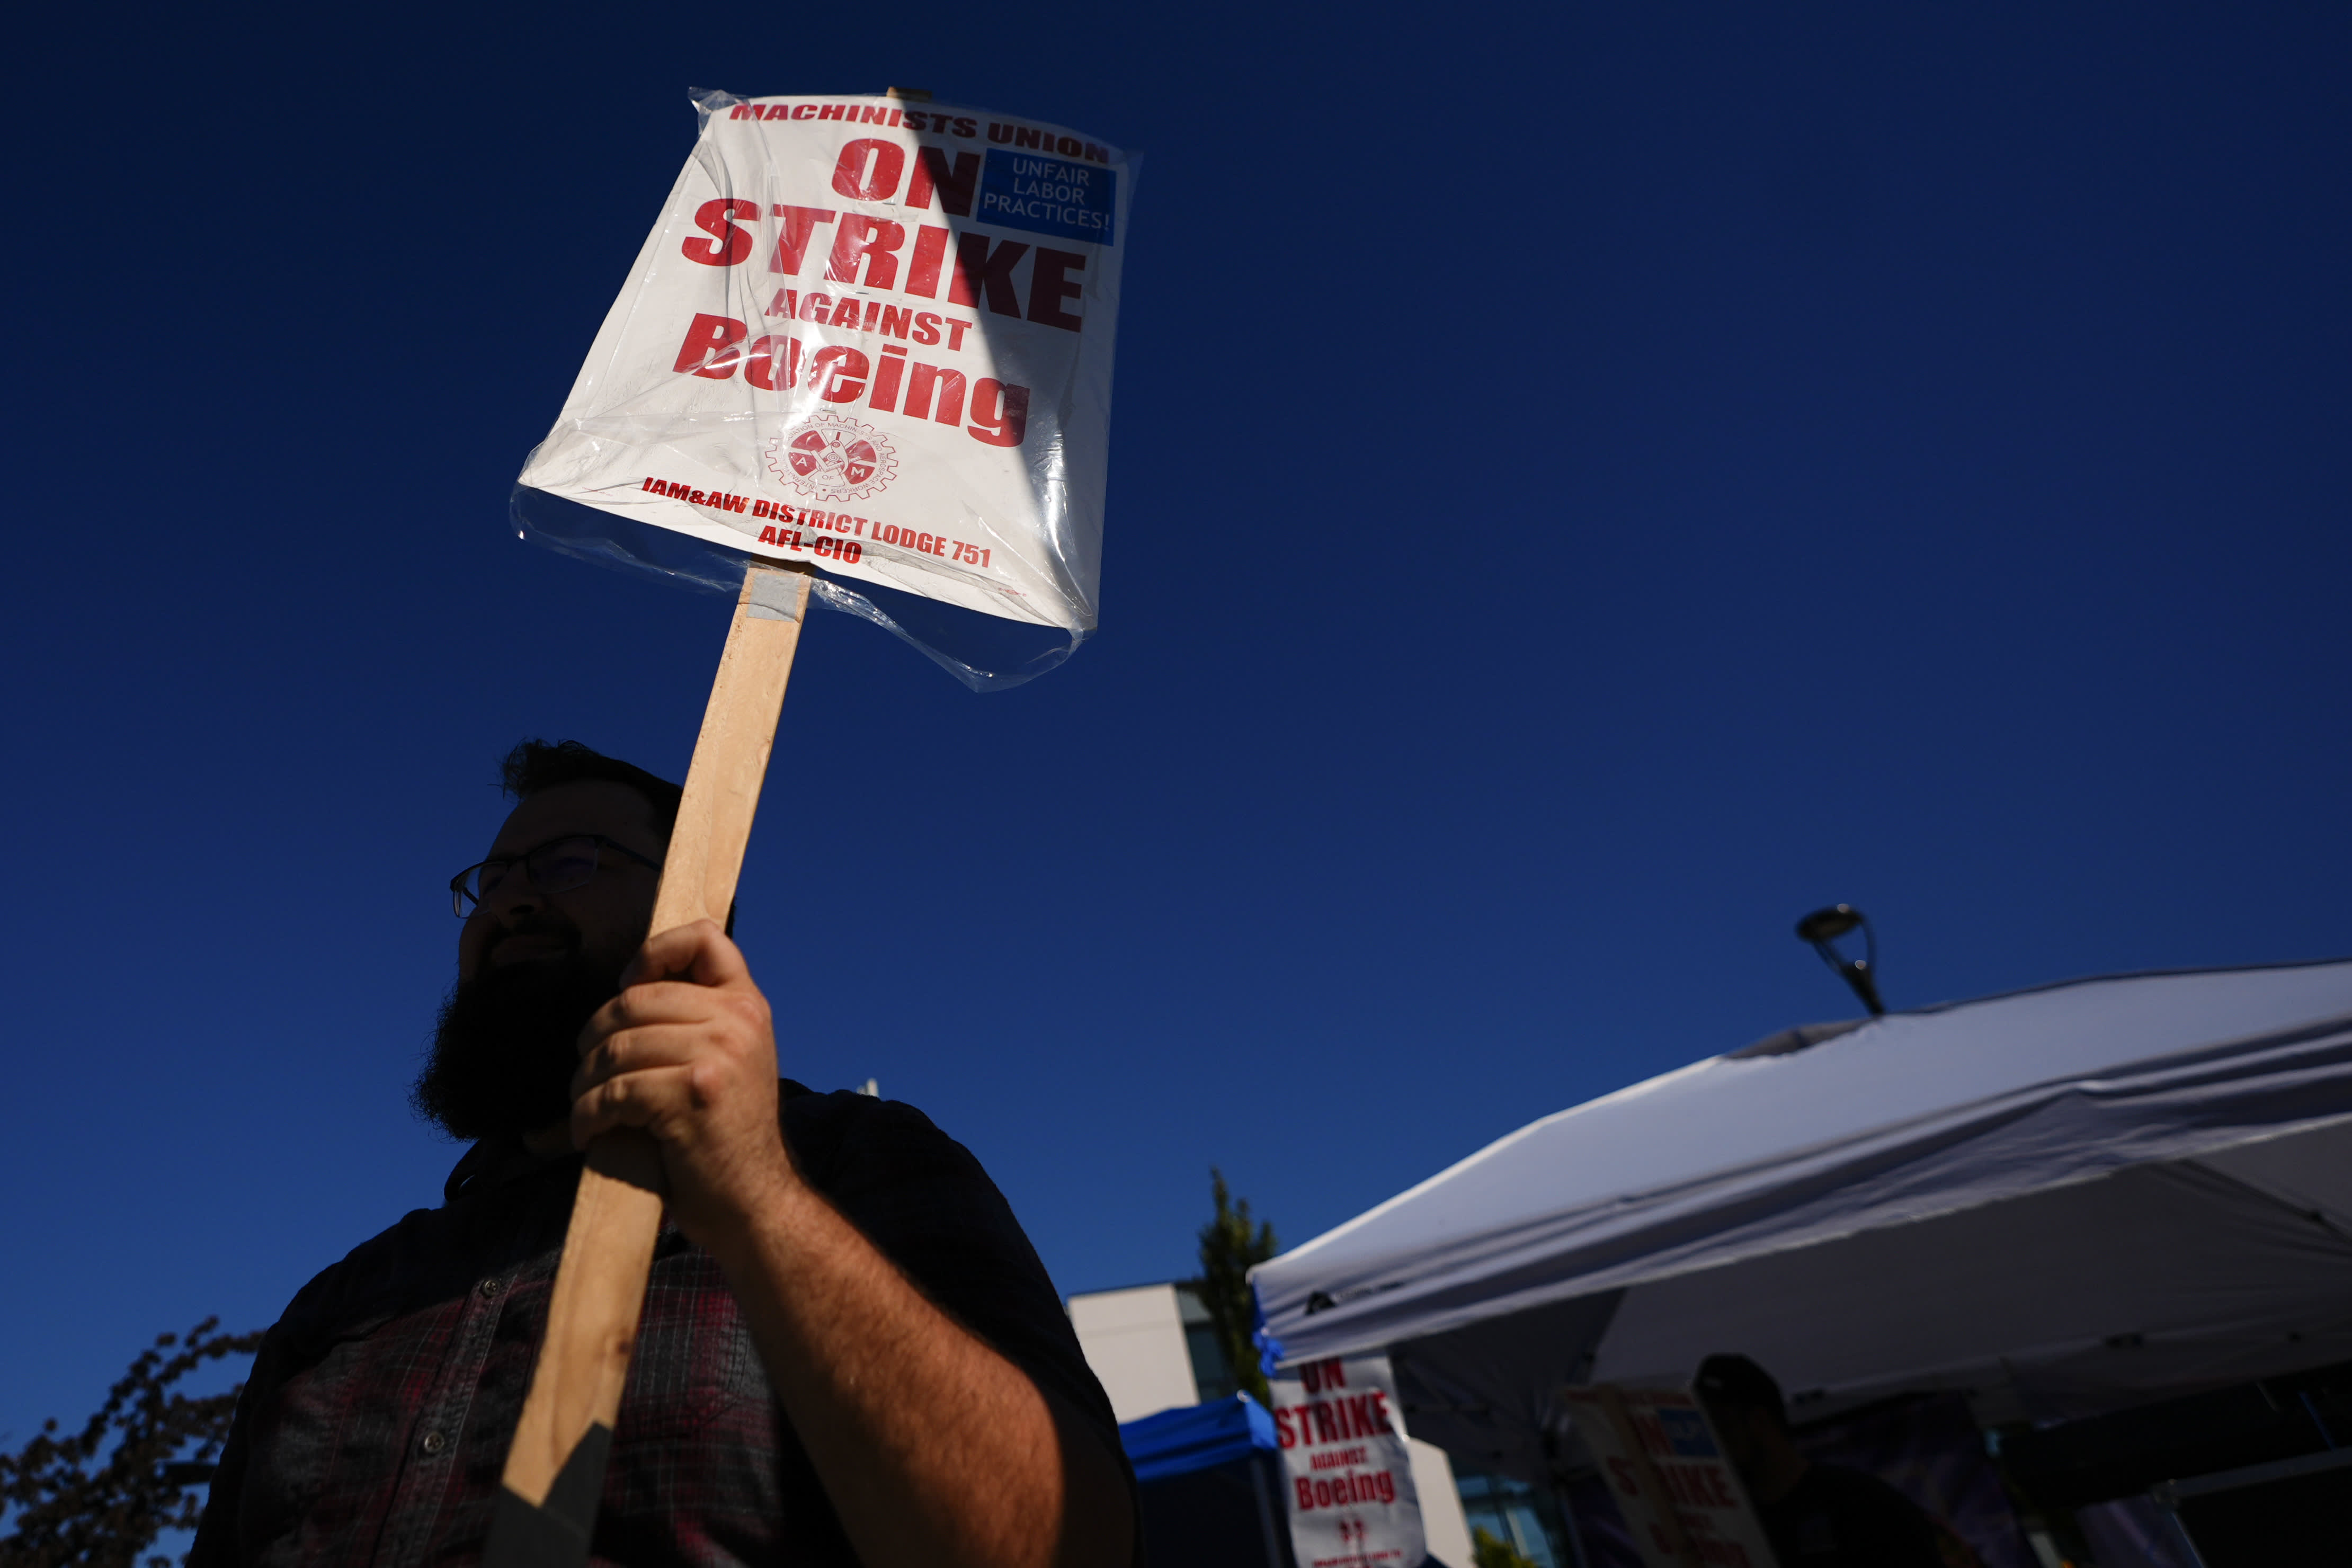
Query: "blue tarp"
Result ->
[[1119, 1393, 1278, 1483]]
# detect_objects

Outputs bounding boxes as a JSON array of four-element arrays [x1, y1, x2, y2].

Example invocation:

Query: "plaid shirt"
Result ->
[[191, 1083, 1130, 1567]]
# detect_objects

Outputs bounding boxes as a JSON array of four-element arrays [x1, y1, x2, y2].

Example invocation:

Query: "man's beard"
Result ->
[[412, 937, 632, 1142]]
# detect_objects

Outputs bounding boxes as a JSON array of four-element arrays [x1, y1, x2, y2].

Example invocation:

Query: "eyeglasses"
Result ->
[[449, 834, 662, 917]]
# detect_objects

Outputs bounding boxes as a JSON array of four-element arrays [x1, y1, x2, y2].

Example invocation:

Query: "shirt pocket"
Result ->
[[245, 1308, 404, 1545], [612, 1236, 767, 1441]]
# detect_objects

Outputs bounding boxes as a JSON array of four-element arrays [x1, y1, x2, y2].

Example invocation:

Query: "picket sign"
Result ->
[[1267, 1356, 1427, 1568], [1558, 1385, 1780, 1568], [515, 88, 1131, 639], [485, 563, 813, 1565]]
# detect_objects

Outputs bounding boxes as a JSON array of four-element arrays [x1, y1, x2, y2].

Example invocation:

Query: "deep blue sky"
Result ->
[[4, 2, 2348, 1446]]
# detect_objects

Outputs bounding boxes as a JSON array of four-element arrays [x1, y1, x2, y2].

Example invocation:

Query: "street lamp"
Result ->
[[1795, 904, 1885, 1016]]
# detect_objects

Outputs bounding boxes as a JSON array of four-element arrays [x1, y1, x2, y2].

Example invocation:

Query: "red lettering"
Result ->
[[911, 311, 942, 346], [905, 225, 949, 299], [764, 289, 797, 318], [831, 137, 906, 200], [1294, 1478, 1313, 1510], [869, 348, 907, 413], [1027, 248, 1085, 331], [817, 103, 846, 121], [798, 292, 832, 323], [879, 305, 913, 340], [791, 103, 816, 121], [904, 146, 979, 216], [968, 378, 1028, 447], [950, 233, 1028, 315], [903, 363, 966, 424], [809, 345, 869, 403], [1275, 1409, 1294, 1449], [672, 313, 747, 378], [767, 205, 839, 275], [682, 198, 759, 266], [1014, 126, 1043, 149], [827, 214, 906, 289], [744, 334, 798, 391]]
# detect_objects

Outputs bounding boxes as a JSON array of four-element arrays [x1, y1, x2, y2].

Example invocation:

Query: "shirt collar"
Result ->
[[443, 1135, 573, 1204]]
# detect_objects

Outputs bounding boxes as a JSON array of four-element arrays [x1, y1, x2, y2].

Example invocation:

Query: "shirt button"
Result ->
[[479, 1277, 505, 1300], [420, 1430, 448, 1456]]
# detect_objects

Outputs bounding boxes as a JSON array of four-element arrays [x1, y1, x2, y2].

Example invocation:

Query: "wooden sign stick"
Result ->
[[486, 562, 814, 1566]]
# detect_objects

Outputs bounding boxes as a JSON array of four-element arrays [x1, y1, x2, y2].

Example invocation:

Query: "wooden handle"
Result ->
[[492, 565, 813, 1554]]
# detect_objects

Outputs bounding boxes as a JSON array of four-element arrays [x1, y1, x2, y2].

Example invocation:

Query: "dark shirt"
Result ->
[[192, 1082, 1131, 1567], [1756, 1463, 1944, 1567]]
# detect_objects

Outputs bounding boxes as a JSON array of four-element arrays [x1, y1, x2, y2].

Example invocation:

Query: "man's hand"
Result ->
[[571, 918, 1134, 1567], [569, 919, 794, 1247]]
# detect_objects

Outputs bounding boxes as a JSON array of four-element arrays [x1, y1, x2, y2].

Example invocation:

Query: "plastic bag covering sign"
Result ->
[[518, 91, 1130, 635], [1560, 1385, 1778, 1568], [1269, 1357, 1425, 1568]]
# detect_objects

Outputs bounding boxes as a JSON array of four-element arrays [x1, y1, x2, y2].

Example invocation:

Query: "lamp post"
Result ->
[[1795, 904, 1885, 1016]]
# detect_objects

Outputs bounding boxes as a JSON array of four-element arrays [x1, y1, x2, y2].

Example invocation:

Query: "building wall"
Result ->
[[1411, 1439, 1477, 1568], [1067, 1283, 1201, 1424]]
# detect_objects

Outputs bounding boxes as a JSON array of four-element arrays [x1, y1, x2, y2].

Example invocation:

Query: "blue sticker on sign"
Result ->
[[976, 150, 1117, 246], [1659, 1409, 1718, 1458]]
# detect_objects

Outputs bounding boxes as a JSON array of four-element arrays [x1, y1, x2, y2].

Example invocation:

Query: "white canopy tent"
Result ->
[[1252, 959, 2352, 1479]]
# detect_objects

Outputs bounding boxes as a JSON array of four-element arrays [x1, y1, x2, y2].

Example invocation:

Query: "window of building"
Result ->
[[1173, 1285, 1239, 1404], [1455, 1469, 1578, 1568]]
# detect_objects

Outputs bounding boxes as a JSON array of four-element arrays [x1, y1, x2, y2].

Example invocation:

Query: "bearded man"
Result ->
[[192, 740, 1136, 1567]]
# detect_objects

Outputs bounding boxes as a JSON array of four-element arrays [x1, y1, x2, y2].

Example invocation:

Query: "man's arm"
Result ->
[[563, 921, 1133, 1568]]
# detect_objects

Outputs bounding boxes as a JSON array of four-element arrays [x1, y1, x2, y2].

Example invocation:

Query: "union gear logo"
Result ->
[[766, 412, 899, 503]]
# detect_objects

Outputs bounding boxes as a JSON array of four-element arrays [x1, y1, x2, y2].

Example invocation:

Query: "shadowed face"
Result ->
[[1701, 1401, 1774, 1487], [414, 782, 666, 1141], [456, 781, 666, 984]]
